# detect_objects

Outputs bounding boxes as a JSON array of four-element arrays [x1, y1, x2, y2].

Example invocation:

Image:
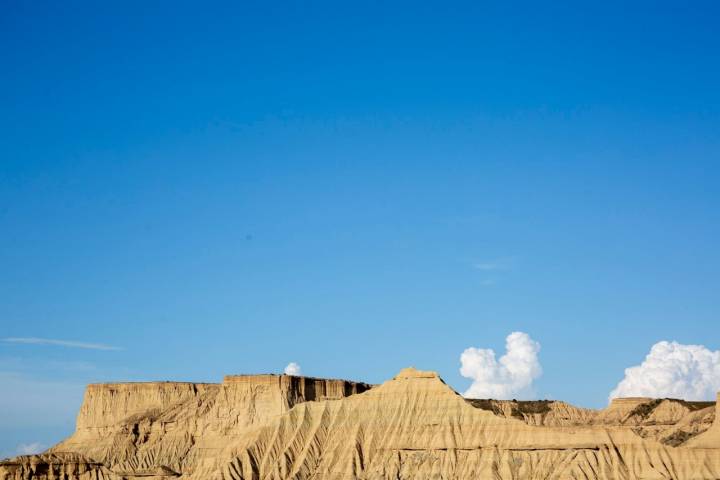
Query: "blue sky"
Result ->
[[1, 1, 720, 457]]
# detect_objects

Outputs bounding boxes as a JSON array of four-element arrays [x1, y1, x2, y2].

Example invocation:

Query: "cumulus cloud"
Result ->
[[460, 331, 542, 399], [284, 362, 302, 376], [610, 341, 720, 401], [16, 442, 45, 455], [2, 337, 121, 351]]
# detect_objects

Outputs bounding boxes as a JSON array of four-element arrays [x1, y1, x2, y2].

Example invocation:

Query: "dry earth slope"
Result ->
[[1, 367, 719, 479]]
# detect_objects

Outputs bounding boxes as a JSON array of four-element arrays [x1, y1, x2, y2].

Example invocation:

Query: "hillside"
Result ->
[[1, 368, 719, 479]]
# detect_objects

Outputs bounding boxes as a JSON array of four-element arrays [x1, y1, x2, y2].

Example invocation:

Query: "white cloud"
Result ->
[[474, 262, 504, 271], [2, 337, 121, 351], [473, 257, 515, 271], [284, 362, 302, 376], [610, 341, 720, 401], [460, 331, 542, 399], [16, 442, 45, 455]]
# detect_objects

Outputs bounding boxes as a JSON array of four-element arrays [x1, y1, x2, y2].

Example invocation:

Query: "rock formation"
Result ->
[[466, 396, 715, 445], [1, 368, 719, 479]]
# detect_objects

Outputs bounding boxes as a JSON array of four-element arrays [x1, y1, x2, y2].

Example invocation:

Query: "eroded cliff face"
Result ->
[[43, 374, 370, 479], [1, 369, 718, 480], [467, 396, 715, 446], [684, 392, 720, 449], [0, 453, 111, 480]]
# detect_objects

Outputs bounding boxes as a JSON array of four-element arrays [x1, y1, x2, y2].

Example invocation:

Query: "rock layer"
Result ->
[[467, 396, 715, 445], [1, 368, 718, 479]]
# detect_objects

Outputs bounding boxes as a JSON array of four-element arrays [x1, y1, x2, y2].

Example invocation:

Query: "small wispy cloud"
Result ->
[[16, 442, 45, 455], [2, 337, 121, 351], [474, 262, 503, 271], [473, 257, 515, 271]]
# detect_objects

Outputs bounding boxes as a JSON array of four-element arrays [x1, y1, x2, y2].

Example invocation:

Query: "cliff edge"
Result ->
[[1, 368, 718, 480]]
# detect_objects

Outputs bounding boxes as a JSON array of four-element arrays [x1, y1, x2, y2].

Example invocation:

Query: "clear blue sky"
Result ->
[[1, 1, 719, 457]]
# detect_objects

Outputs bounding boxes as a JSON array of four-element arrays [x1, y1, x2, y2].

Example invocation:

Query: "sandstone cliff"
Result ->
[[1, 368, 718, 480], [467, 396, 715, 445]]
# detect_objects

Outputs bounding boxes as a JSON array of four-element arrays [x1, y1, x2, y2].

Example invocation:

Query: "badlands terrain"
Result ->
[[1, 367, 719, 479]]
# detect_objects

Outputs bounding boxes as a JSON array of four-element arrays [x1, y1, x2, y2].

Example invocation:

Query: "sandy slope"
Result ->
[[1, 368, 718, 479]]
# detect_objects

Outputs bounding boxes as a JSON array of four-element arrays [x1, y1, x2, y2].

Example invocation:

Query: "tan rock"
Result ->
[[1, 368, 718, 479]]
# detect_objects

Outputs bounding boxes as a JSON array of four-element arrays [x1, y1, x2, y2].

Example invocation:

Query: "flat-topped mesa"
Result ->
[[465, 398, 598, 427], [223, 374, 371, 399], [73, 375, 372, 433], [599, 397, 655, 422], [77, 382, 219, 430], [222, 374, 373, 411], [48, 373, 373, 478], [609, 397, 655, 407], [600, 396, 716, 426]]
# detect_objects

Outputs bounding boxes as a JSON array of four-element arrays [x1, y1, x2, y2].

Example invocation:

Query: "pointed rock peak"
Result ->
[[394, 367, 440, 379]]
